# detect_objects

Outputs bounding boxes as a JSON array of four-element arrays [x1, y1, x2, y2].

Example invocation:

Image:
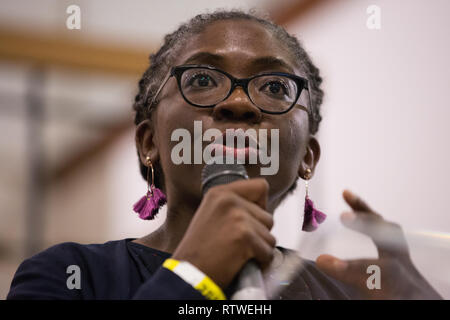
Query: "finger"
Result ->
[[316, 254, 379, 290], [224, 178, 269, 209], [341, 211, 410, 259], [248, 214, 277, 248], [341, 190, 409, 259], [236, 196, 274, 230], [248, 231, 275, 269], [343, 189, 378, 215]]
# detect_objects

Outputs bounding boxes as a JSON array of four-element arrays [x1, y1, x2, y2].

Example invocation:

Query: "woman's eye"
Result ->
[[187, 74, 217, 88], [260, 80, 289, 97]]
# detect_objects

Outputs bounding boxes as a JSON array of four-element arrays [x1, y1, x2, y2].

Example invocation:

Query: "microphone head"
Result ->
[[201, 157, 249, 195]]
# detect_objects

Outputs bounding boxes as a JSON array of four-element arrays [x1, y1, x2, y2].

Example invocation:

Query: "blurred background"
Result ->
[[1, 0, 449, 299]]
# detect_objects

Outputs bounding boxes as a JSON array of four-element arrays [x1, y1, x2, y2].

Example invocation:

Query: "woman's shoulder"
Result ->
[[16, 238, 138, 281], [7, 239, 134, 299], [24, 238, 131, 264]]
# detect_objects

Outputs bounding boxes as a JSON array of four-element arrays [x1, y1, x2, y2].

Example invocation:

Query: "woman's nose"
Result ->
[[212, 88, 262, 123]]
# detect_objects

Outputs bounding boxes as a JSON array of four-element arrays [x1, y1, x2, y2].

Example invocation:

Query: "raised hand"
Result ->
[[315, 190, 442, 300]]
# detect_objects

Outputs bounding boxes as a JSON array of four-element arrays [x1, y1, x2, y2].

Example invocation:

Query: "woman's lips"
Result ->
[[206, 143, 259, 162], [202, 128, 268, 163]]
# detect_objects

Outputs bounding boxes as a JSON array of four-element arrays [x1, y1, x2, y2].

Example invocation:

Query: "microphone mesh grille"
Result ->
[[201, 159, 248, 195]]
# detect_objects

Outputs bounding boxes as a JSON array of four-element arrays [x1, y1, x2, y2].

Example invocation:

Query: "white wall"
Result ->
[[273, 0, 450, 297]]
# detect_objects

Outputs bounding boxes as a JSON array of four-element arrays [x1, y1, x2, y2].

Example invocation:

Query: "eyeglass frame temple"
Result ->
[[146, 69, 173, 109], [305, 80, 313, 114]]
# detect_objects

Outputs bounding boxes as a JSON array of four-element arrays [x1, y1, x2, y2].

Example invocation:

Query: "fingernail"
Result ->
[[333, 259, 348, 271]]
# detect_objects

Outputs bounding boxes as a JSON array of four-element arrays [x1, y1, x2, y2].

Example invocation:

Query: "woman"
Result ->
[[7, 10, 441, 300]]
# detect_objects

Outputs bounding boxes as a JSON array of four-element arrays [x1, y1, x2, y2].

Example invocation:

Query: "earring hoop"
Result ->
[[146, 156, 155, 196], [133, 156, 167, 220]]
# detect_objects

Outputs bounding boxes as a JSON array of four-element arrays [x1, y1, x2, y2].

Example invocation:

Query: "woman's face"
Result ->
[[137, 19, 320, 213]]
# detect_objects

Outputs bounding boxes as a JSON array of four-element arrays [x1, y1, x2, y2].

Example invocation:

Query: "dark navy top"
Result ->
[[7, 238, 357, 300]]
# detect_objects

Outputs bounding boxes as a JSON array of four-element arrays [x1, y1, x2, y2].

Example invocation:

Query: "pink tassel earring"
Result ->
[[133, 156, 167, 220], [302, 168, 327, 232]]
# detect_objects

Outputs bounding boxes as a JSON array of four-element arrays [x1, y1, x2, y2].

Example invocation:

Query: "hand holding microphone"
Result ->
[[171, 161, 275, 296]]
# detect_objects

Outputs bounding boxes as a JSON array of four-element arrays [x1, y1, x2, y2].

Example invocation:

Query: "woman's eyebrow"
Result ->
[[182, 52, 295, 73], [183, 52, 224, 65], [251, 56, 295, 73]]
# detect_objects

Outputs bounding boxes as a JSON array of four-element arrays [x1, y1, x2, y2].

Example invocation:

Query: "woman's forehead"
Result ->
[[173, 19, 302, 76]]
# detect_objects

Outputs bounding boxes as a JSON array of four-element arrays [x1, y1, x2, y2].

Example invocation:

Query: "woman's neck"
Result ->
[[133, 204, 196, 254]]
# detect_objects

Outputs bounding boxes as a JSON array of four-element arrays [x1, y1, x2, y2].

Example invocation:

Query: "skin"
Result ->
[[134, 19, 441, 299]]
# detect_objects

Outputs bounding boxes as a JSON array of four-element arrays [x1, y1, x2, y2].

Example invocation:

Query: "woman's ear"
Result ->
[[298, 136, 321, 178], [135, 119, 159, 165]]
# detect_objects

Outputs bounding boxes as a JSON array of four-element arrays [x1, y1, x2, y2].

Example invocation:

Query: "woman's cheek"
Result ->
[[277, 117, 308, 181], [283, 115, 307, 159]]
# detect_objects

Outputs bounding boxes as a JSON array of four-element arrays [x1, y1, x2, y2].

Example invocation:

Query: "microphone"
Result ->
[[201, 158, 267, 300]]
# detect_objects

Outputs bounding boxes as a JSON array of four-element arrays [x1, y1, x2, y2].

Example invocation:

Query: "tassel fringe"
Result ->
[[302, 197, 327, 232], [133, 186, 167, 220]]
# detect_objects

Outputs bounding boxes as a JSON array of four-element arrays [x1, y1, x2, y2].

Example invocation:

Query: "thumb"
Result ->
[[316, 254, 376, 289], [316, 254, 349, 279]]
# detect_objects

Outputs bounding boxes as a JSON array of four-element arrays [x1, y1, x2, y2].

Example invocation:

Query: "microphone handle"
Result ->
[[230, 260, 267, 300]]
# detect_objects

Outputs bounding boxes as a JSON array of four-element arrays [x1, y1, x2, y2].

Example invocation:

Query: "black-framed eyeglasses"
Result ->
[[149, 64, 312, 115]]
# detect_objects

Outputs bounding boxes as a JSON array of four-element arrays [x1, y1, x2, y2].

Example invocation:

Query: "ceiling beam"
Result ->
[[47, 120, 132, 184], [0, 28, 152, 75]]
